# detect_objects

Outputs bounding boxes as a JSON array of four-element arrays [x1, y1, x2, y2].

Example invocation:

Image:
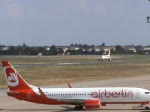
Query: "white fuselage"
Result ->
[[101, 55, 111, 60], [33, 87, 150, 104]]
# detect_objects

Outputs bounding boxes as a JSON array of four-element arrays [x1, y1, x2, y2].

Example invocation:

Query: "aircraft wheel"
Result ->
[[145, 106, 149, 110], [79, 105, 83, 110], [74, 105, 83, 110]]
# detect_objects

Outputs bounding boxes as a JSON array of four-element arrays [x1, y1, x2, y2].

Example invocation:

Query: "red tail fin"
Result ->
[[2, 61, 31, 91]]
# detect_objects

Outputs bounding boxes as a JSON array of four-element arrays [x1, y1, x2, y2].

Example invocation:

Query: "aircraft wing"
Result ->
[[38, 87, 98, 103], [52, 97, 98, 103]]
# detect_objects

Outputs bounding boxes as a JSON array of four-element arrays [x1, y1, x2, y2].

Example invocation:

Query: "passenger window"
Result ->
[[145, 92, 150, 94]]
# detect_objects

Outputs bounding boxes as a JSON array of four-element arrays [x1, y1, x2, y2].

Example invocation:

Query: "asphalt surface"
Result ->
[[0, 75, 150, 112]]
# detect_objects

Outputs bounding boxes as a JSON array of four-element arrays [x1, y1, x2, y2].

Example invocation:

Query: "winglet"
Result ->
[[68, 82, 73, 88]]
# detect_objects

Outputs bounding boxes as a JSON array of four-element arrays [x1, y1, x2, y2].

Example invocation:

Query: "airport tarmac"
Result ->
[[0, 75, 150, 112]]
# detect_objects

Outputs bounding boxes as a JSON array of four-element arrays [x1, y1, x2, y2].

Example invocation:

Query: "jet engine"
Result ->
[[85, 100, 101, 109]]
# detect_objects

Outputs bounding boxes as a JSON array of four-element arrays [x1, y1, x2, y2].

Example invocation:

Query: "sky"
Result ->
[[0, 0, 150, 46]]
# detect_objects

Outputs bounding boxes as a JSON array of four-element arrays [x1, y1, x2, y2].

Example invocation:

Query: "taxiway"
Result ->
[[0, 75, 150, 112]]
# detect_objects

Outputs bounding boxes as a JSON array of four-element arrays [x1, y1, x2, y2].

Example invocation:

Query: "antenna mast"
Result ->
[[147, 0, 150, 23]]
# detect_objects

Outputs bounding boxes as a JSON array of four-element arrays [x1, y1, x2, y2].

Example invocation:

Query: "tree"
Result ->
[[16, 46, 23, 55], [57, 48, 64, 54], [8, 46, 15, 55], [50, 45, 57, 55], [91, 49, 95, 55], [38, 47, 45, 54], [115, 45, 125, 54], [101, 42, 105, 46]]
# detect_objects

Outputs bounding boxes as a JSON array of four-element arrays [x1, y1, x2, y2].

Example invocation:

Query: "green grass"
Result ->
[[0, 55, 150, 89]]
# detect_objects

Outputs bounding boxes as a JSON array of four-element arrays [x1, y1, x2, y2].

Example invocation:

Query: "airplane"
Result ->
[[2, 61, 150, 110], [98, 49, 111, 61]]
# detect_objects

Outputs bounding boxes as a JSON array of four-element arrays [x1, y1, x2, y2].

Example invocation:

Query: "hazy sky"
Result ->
[[0, 0, 150, 46]]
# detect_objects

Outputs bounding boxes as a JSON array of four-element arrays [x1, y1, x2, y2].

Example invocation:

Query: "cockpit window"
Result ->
[[145, 92, 150, 94]]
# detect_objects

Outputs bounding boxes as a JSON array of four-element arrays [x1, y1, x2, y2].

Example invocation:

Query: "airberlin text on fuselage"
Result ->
[[91, 89, 133, 98]]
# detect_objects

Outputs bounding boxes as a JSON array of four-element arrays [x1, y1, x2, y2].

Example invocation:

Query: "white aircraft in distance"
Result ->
[[98, 49, 111, 61], [2, 61, 150, 110]]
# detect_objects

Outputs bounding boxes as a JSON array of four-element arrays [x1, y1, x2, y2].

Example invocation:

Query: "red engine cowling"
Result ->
[[85, 100, 101, 109]]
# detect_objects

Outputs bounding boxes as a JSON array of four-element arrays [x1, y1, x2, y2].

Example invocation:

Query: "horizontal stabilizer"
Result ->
[[7, 91, 19, 94]]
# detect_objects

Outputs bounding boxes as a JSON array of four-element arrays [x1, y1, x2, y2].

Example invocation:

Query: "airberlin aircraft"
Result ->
[[2, 61, 150, 110]]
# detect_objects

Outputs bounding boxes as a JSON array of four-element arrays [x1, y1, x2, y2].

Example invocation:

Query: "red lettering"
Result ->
[[91, 89, 134, 98], [105, 90, 111, 98], [117, 92, 120, 97], [112, 92, 118, 98], [121, 90, 124, 97], [101, 91, 105, 98], [91, 92, 98, 98], [127, 91, 133, 97]]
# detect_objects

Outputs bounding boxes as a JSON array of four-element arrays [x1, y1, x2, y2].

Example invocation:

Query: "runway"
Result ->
[[0, 75, 150, 112]]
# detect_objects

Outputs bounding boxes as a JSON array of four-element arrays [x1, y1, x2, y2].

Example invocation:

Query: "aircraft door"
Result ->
[[136, 91, 140, 98]]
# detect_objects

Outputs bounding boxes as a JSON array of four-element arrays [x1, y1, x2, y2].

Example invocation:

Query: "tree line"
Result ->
[[0, 44, 149, 55]]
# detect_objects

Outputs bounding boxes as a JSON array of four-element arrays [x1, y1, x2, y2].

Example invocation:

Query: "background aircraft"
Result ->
[[98, 50, 111, 61]]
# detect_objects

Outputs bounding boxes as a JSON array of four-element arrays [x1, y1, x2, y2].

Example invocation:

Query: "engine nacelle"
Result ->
[[85, 100, 101, 109]]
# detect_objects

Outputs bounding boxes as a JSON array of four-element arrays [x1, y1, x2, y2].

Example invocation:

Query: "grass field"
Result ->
[[0, 55, 150, 89]]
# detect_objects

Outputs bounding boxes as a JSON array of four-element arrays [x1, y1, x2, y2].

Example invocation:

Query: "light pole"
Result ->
[[147, 17, 150, 23], [147, 0, 150, 23]]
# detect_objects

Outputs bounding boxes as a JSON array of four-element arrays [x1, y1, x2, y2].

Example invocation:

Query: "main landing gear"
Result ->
[[74, 104, 83, 110], [132, 105, 150, 110]]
